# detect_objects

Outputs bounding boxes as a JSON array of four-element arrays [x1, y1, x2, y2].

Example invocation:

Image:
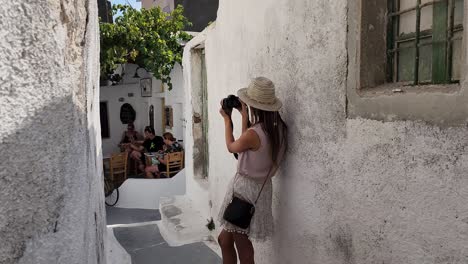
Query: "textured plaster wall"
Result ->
[[182, 0, 468, 263], [0, 1, 106, 263]]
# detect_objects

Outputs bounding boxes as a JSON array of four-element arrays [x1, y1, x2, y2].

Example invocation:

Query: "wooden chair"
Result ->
[[110, 152, 128, 187], [161, 151, 184, 178]]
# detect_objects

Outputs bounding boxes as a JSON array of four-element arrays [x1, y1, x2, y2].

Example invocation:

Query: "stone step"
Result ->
[[158, 195, 214, 247]]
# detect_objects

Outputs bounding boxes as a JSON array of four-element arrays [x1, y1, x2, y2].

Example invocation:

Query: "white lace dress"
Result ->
[[218, 124, 280, 241], [217, 173, 274, 241]]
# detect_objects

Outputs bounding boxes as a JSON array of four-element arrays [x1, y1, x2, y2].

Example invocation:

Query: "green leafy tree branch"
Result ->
[[100, 4, 192, 90]]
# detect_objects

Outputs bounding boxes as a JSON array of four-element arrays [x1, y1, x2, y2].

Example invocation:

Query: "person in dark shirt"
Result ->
[[143, 133, 164, 153], [129, 126, 164, 173], [144, 132, 184, 178]]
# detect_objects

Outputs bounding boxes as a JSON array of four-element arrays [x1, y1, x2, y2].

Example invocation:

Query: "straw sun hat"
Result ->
[[237, 77, 282, 112]]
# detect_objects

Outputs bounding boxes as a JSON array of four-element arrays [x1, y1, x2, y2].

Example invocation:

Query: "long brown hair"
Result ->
[[250, 107, 288, 165]]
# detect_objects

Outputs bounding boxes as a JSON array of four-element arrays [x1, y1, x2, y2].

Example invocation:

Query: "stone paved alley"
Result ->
[[106, 207, 221, 264]]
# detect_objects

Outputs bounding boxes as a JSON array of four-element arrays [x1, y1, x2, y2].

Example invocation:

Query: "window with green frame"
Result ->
[[387, 0, 464, 85]]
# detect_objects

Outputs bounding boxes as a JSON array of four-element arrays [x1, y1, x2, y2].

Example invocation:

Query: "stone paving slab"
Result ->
[[113, 224, 221, 264], [106, 207, 161, 225]]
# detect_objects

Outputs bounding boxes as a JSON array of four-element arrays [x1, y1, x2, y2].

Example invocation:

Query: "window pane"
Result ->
[[418, 38, 433, 82], [451, 31, 463, 81], [454, 0, 464, 26], [399, 0, 433, 35], [398, 41, 415, 81], [397, 38, 432, 82]]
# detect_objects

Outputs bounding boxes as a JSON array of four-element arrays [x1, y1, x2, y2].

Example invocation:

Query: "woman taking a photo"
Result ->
[[218, 77, 287, 264]]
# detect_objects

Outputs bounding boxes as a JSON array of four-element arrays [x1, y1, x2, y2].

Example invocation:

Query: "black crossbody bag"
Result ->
[[223, 167, 273, 229]]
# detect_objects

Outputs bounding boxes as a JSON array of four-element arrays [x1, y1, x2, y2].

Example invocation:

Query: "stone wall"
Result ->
[[182, 0, 468, 263], [0, 1, 105, 263]]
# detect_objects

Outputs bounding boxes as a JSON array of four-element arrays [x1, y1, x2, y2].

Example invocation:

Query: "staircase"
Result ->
[[158, 195, 215, 247]]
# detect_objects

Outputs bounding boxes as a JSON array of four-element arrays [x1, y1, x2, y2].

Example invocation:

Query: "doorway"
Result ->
[[191, 48, 209, 179]]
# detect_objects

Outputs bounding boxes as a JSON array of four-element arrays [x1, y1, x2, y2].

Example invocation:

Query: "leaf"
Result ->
[[100, 4, 192, 89]]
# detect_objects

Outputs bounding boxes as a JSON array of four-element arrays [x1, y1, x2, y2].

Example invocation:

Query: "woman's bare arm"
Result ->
[[220, 100, 259, 154], [223, 117, 260, 153]]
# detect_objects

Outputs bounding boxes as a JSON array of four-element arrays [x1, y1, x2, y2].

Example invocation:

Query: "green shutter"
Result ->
[[432, 1, 449, 84]]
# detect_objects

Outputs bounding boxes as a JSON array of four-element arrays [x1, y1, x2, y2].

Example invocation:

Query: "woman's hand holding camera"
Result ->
[[237, 101, 248, 118], [219, 100, 231, 120]]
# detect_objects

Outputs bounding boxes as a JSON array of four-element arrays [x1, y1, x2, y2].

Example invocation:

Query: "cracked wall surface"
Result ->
[[0, 1, 105, 263], [182, 0, 468, 263]]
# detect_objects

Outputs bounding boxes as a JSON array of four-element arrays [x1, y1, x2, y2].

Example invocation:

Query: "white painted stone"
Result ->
[[114, 169, 186, 210], [181, 0, 468, 263], [106, 227, 131, 264], [0, 1, 106, 263], [158, 195, 213, 247]]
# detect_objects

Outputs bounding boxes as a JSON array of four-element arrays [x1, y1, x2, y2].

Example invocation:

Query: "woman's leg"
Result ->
[[128, 151, 142, 173], [144, 165, 159, 178], [233, 233, 254, 264], [218, 230, 237, 264], [130, 151, 146, 172], [130, 150, 141, 161]]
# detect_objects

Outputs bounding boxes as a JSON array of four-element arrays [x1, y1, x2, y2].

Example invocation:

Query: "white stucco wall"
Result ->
[[182, 1, 468, 263], [164, 63, 186, 144], [101, 83, 151, 156], [114, 170, 186, 210], [0, 1, 106, 263]]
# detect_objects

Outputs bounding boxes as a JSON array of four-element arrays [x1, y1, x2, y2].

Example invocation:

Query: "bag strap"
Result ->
[[231, 166, 275, 205], [253, 165, 274, 205]]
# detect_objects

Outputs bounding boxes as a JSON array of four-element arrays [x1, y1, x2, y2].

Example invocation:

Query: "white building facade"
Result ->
[[179, 0, 468, 263]]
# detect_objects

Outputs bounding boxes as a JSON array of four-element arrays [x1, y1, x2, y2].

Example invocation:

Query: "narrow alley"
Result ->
[[1, 0, 468, 264]]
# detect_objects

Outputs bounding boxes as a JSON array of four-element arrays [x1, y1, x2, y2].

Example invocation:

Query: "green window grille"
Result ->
[[387, 0, 464, 85]]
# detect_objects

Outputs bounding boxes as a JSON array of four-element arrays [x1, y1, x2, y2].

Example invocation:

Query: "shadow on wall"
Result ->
[[0, 95, 105, 263]]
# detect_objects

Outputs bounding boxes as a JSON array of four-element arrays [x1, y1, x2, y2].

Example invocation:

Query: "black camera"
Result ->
[[221, 95, 243, 160], [222, 95, 241, 114]]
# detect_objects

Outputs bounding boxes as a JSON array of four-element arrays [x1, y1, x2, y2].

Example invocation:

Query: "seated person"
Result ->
[[119, 123, 142, 152], [145, 132, 183, 178], [128, 126, 164, 173]]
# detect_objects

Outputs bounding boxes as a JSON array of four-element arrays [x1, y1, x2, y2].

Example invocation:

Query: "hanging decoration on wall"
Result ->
[[140, 78, 152, 97], [120, 103, 136, 124], [149, 105, 154, 129], [165, 106, 173, 129]]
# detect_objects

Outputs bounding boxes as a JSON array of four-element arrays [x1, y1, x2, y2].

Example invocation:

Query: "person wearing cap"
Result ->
[[217, 77, 288, 264]]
